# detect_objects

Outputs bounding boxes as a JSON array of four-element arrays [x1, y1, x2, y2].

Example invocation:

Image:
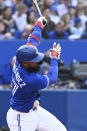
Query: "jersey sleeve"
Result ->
[[28, 74, 49, 91], [26, 24, 42, 48], [47, 58, 58, 85]]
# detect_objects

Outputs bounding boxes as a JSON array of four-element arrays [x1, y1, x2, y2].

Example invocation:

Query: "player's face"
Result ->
[[29, 62, 39, 68], [28, 62, 41, 73], [21, 61, 41, 73]]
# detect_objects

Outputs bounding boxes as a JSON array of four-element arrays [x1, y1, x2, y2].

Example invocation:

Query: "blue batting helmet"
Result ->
[[16, 45, 44, 63]]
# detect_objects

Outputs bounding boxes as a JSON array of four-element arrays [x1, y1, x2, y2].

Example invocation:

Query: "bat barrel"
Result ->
[[33, 0, 42, 17]]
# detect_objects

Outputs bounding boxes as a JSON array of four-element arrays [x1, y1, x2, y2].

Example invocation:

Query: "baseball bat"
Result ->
[[33, 0, 42, 17]]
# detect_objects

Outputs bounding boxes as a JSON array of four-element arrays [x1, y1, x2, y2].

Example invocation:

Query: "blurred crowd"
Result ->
[[0, 0, 87, 40]]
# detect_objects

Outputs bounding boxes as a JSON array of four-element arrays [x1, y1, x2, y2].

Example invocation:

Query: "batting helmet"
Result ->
[[16, 45, 44, 63]]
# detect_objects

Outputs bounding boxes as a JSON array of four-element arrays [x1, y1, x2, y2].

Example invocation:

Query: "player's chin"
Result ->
[[28, 66, 40, 73]]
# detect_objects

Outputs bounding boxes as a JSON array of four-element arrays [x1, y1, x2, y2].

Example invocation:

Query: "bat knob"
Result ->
[[42, 18, 47, 26], [43, 20, 47, 25]]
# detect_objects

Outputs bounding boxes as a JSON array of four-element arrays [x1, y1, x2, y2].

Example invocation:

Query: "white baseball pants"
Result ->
[[7, 106, 67, 131]]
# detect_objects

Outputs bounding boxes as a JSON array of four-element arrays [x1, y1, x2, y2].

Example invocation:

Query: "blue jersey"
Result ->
[[10, 24, 58, 113]]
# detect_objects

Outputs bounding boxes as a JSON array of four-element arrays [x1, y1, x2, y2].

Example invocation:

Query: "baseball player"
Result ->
[[6, 17, 67, 131]]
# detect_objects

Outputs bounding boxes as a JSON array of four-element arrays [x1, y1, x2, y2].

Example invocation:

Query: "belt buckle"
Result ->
[[33, 100, 39, 110]]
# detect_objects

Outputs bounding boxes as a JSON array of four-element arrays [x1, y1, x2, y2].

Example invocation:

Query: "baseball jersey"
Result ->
[[10, 24, 58, 113]]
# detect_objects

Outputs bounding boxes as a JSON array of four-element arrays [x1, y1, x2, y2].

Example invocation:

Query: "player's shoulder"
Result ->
[[25, 73, 45, 84]]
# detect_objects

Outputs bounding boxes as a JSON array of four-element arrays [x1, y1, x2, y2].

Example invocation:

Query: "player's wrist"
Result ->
[[35, 21, 44, 29]]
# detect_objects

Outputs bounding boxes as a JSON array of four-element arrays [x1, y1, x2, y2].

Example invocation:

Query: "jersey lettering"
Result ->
[[12, 63, 26, 95], [12, 76, 19, 95]]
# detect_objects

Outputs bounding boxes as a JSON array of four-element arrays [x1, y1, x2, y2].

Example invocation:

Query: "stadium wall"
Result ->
[[0, 90, 87, 131], [0, 39, 87, 74]]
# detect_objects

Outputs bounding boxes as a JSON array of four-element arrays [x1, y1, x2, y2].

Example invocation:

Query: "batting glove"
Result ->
[[50, 42, 61, 60], [35, 17, 47, 29]]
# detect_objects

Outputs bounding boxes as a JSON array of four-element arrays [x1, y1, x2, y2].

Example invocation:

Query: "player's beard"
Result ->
[[28, 65, 40, 73]]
